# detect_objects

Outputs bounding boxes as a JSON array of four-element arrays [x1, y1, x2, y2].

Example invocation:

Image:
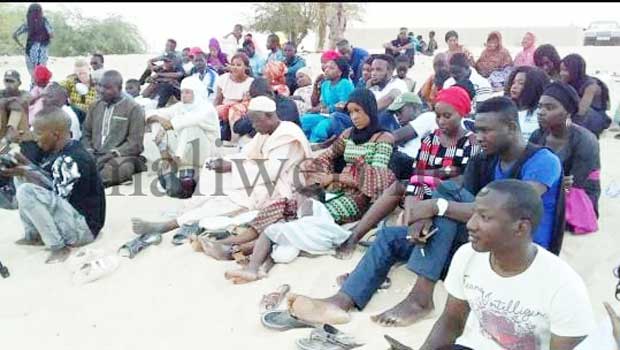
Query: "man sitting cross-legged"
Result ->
[[1, 106, 105, 264], [287, 96, 564, 327], [82, 70, 146, 187], [419, 179, 594, 350], [131, 96, 312, 240]]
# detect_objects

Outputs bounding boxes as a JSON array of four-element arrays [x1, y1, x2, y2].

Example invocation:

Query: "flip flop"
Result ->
[[260, 284, 291, 312], [384, 335, 412, 350], [118, 232, 162, 259], [296, 324, 363, 350], [172, 223, 204, 246], [261, 310, 315, 331]]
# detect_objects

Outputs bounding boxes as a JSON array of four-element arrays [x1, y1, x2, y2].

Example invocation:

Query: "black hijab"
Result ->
[[345, 87, 388, 145]]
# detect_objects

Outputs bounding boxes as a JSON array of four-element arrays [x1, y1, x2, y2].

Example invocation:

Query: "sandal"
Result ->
[[260, 284, 291, 312], [172, 223, 204, 246], [384, 335, 412, 350], [261, 310, 315, 331], [296, 324, 363, 350], [118, 232, 162, 259], [231, 244, 249, 266]]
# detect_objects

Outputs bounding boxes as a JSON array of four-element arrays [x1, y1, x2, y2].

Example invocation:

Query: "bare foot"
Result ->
[[224, 267, 263, 284], [45, 247, 72, 264], [335, 238, 357, 260], [188, 235, 203, 252], [131, 218, 175, 235], [287, 294, 351, 325], [197, 237, 233, 260], [370, 296, 434, 327]]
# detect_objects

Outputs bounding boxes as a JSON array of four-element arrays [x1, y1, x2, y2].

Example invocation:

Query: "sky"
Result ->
[[15, 2, 620, 52]]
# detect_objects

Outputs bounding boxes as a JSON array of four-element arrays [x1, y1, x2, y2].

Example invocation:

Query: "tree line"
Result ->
[[0, 3, 147, 57]]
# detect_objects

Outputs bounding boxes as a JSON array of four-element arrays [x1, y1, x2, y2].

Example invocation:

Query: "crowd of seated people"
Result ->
[[1, 21, 618, 349]]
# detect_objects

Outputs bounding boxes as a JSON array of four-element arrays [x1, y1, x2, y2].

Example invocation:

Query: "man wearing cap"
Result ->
[[1, 70, 32, 146], [388, 92, 437, 171], [82, 70, 146, 187], [130, 96, 313, 241], [141, 52, 185, 108], [186, 49, 218, 102], [139, 38, 182, 85]]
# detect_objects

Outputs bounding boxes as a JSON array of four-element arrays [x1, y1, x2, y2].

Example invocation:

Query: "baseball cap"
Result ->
[[189, 47, 204, 58], [4, 70, 20, 82], [387, 92, 422, 111]]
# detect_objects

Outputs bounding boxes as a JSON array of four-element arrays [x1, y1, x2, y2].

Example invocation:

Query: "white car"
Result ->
[[584, 21, 620, 46]]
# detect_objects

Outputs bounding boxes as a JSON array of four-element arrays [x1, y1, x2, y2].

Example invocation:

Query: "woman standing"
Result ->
[[13, 3, 54, 81], [530, 82, 601, 234], [560, 53, 611, 138], [504, 65, 550, 141]]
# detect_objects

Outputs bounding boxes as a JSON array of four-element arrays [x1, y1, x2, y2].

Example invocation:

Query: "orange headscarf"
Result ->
[[264, 61, 290, 96]]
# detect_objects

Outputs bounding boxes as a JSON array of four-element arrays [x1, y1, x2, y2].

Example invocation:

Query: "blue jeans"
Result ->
[[16, 183, 94, 251], [341, 181, 475, 309]]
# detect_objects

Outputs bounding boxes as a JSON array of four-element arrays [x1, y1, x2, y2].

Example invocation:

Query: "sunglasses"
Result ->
[[4, 79, 17, 84]]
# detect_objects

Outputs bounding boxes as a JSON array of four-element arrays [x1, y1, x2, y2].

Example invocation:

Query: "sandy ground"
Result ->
[[1, 47, 620, 349]]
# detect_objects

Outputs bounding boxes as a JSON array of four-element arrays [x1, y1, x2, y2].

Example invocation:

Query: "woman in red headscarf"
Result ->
[[338, 85, 481, 254], [310, 50, 343, 109], [28, 64, 53, 124], [263, 60, 290, 96]]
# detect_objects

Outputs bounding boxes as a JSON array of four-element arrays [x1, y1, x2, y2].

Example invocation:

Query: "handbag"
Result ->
[[565, 187, 598, 234]]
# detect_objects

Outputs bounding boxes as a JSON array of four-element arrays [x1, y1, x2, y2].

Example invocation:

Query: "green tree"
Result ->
[[248, 2, 365, 50], [0, 3, 146, 56]]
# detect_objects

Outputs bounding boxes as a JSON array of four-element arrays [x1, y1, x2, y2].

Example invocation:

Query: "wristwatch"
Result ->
[[436, 198, 449, 217]]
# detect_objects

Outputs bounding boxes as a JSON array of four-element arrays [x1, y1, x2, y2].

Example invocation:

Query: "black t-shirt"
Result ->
[[41, 140, 106, 236]]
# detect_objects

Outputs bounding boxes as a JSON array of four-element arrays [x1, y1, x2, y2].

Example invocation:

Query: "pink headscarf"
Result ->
[[514, 32, 536, 67]]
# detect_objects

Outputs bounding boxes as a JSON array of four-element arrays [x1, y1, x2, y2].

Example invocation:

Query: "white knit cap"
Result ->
[[248, 96, 277, 113]]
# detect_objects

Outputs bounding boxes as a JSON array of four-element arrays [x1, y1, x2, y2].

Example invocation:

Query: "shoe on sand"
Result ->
[[73, 255, 120, 285]]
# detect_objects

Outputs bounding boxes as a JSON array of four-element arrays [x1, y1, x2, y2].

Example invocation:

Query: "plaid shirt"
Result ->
[[61, 76, 98, 113]]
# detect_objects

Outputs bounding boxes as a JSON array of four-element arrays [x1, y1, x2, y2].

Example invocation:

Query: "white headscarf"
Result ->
[[179, 76, 209, 113]]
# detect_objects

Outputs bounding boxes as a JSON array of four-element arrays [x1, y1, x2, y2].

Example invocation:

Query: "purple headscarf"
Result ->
[[208, 38, 229, 68]]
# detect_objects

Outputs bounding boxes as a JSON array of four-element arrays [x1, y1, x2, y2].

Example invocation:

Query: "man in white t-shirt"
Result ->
[[420, 179, 595, 350], [388, 92, 437, 159], [367, 54, 409, 112], [444, 52, 494, 111]]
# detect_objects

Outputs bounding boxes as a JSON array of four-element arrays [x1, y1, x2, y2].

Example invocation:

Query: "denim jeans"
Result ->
[[341, 181, 475, 309], [16, 183, 94, 251]]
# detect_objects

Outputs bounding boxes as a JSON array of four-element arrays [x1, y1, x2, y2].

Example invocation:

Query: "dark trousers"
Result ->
[[341, 181, 474, 309], [157, 83, 180, 108]]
